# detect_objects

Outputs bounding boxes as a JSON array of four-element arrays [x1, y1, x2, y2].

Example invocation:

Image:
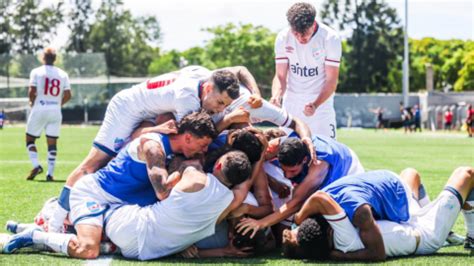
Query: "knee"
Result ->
[[454, 167, 474, 179], [401, 168, 421, 183]]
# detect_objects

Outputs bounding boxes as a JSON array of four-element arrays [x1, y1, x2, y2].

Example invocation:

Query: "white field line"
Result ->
[[0, 160, 81, 165], [84, 255, 114, 266]]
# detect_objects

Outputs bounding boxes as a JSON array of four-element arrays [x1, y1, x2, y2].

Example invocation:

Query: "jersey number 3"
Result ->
[[44, 78, 61, 96]]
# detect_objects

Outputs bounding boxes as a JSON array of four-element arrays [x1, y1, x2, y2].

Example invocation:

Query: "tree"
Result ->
[[66, 0, 94, 53], [321, 0, 403, 93], [81, 0, 161, 76]]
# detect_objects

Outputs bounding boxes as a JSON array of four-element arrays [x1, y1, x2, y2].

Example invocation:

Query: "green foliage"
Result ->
[[66, 0, 93, 53], [322, 0, 403, 93], [79, 0, 161, 76]]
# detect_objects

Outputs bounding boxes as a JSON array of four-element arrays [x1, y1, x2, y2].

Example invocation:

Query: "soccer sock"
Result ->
[[15, 223, 40, 234], [32, 231, 74, 255], [27, 143, 39, 168], [417, 184, 431, 207], [462, 191, 474, 238], [47, 145, 57, 176]]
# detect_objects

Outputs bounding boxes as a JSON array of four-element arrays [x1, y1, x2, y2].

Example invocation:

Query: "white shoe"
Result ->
[[0, 233, 12, 253], [443, 231, 465, 247]]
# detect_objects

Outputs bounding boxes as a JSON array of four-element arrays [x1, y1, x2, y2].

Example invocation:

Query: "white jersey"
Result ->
[[325, 212, 418, 257], [132, 173, 233, 260], [275, 22, 341, 96], [29, 65, 70, 110]]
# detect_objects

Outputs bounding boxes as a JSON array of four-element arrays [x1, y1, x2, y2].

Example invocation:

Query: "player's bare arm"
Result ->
[[270, 63, 289, 107], [216, 107, 250, 132], [236, 160, 327, 237], [139, 138, 173, 200], [330, 204, 386, 262], [222, 66, 261, 96], [294, 191, 343, 225], [61, 90, 72, 106], [304, 66, 339, 116], [28, 86, 37, 107]]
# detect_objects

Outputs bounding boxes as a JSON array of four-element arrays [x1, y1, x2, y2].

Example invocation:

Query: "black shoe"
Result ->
[[46, 175, 55, 182], [26, 166, 43, 181], [465, 235, 474, 250]]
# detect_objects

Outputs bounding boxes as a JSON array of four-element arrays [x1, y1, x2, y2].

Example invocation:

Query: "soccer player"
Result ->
[[466, 104, 473, 137], [25, 47, 72, 181], [1, 150, 254, 261], [283, 167, 474, 260], [1, 111, 217, 259], [47, 68, 241, 233], [235, 135, 364, 239], [270, 2, 342, 138]]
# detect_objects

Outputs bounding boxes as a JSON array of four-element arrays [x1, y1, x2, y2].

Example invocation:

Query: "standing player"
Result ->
[[270, 2, 341, 138], [466, 104, 473, 137], [25, 47, 72, 181]]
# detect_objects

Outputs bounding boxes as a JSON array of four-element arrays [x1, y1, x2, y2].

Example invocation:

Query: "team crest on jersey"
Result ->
[[312, 48, 325, 60], [285, 46, 294, 53], [86, 201, 101, 213], [114, 138, 125, 152]]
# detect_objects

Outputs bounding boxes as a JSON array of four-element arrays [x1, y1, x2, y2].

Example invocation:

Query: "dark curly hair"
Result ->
[[231, 129, 263, 165], [297, 215, 331, 259], [221, 150, 252, 187], [286, 2, 316, 34], [278, 137, 309, 166], [210, 70, 240, 100], [177, 110, 217, 139]]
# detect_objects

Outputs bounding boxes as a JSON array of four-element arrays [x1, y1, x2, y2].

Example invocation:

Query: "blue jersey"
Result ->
[[208, 131, 228, 153], [277, 134, 353, 188], [322, 170, 409, 223], [96, 133, 173, 206]]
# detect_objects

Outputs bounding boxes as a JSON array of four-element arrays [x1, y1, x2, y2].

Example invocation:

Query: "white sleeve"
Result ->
[[274, 30, 289, 64], [63, 73, 71, 91], [29, 69, 37, 87], [244, 99, 293, 127], [324, 33, 342, 67], [324, 212, 365, 253], [174, 86, 201, 122]]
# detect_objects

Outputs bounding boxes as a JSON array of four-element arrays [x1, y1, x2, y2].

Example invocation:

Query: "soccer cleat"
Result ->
[[0, 234, 11, 253], [46, 175, 55, 182], [444, 231, 466, 247], [2, 228, 38, 254], [26, 166, 43, 181], [5, 221, 18, 234], [465, 235, 474, 250]]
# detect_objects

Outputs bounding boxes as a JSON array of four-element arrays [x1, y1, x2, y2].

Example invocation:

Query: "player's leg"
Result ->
[[443, 167, 474, 249], [399, 168, 430, 207], [45, 137, 57, 182], [25, 110, 45, 180]]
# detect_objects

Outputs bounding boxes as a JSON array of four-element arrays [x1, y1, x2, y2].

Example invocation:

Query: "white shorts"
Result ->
[[26, 108, 62, 138], [213, 87, 292, 127], [93, 92, 141, 156], [104, 204, 141, 259], [69, 174, 122, 227], [282, 92, 336, 138], [414, 189, 461, 254]]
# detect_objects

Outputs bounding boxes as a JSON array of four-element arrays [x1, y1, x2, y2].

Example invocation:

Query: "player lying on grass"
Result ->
[[2, 150, 254, 261], [282, 167, 474, 261], [235, 132, 364, 241], [0, 111, 217, 259]]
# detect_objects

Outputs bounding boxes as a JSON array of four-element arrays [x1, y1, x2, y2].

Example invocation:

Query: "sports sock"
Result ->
[[462, 191, 474, 238], [15, 223, 39, 234], [27, 144, 39, 168], [48, 201, 69, 233], [32, 230, 74, 255], [47, 146, 57, 176], [417, 184, 431, 207]]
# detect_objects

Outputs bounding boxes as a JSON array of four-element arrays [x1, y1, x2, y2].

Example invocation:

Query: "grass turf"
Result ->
[[0, 126, 473, 265]]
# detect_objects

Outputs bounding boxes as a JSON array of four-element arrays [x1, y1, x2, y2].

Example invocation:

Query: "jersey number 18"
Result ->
[[44, 78, 61, 96]]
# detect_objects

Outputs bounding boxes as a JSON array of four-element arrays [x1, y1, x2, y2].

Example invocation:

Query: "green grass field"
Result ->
[[0, 126, 473, 265]]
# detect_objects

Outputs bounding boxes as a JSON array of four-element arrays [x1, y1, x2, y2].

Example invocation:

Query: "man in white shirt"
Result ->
[[271, 2, 342, 138], [26, 47, 72, 181]]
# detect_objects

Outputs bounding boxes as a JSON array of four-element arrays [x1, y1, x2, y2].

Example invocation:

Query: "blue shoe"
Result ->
[[2, 228, 37, 254], [5, 221, 18, 234]]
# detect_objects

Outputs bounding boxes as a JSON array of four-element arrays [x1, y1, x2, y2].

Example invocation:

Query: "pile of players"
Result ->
[[1, 64, 473, 262], [1, 2, 473, 262]]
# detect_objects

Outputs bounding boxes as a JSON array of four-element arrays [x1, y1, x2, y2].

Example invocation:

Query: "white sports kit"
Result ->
[[275, 23, 341, 138], [27, 65, 70, 138]]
